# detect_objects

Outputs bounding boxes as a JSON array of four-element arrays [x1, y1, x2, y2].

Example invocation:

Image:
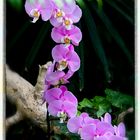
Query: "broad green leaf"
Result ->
[[105, 88, 134, 109], [91, 96, 106, 106], [92, 5, 133, 65], [96, 100, 111, 117], [25, 23, 50, 68], [78, 98, 93, 110], [7, 0, 23, 11], [77, 0, 111, 82], [91, 96, 111, 117]]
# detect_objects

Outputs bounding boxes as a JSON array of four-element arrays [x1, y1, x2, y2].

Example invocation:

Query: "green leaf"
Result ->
[[77, 110, 81, 116], [96, 100, 111, 117], [91, 96, 106, 107], [77, 0, 111, 82], [91, 96, 111, 117], [25, 23, 50, 68], [92, 5, 133, 65], [78, 98, 93, 110], [7, 0, 23, 11], [105, 88, 134, 109]]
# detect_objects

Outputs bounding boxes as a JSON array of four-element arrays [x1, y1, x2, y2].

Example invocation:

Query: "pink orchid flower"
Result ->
[[50, 4, 82, 30], [44, 86, 78, 120], [114, 123, 127, 138], [100, 112, 112, 124], [52, 44, 80, 72], [80, 121, 114, 140], [67, 113, 99, 134], [45, 61, 74, 87], [51, 25, 82, 46], [25, 0, 53, 23], [80, 113, 127, 140]]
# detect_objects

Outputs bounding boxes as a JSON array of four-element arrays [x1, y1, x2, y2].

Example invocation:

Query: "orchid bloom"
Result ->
[[25, 0, 53, 23], [67, 113, 99, 134], [45, 61, 74, 87], [50, 3, 82, 30], [80, 113, 127, 140], [51, 25, 82, 46], [44, 86, 78, 121], [62, 5, 82, 29], [52, 44, 80, 72]]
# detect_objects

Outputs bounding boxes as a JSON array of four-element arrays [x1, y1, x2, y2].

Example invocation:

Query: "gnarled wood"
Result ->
[[5, 64, 49, 132]]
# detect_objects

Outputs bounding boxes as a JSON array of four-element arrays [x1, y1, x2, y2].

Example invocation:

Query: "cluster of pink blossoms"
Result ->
[[25, 0, 82, 120], [25, 0, 127, 139], [67, 113, 128, 140]]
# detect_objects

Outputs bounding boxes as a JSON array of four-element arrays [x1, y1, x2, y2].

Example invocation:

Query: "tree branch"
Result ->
[[5, 64, 49, 132]]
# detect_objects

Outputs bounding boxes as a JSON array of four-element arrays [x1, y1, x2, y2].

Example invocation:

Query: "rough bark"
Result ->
[[5, 64, 50, 132]]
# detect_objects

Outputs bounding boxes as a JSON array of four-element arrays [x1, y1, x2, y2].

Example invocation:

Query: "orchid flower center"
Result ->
[[60, 78, 65, 84], [54, 9, 65, 23], [33, 11, 39, 18], [63, 18, 73, 30], [64, 19, 71, 26], [64, 37, 71, 44], [56, 11, 63, 17], [57, 60, 67, 71], [30, 9, 40, 18], [57, 111, 67, 123], [30, 9, 40, 23]]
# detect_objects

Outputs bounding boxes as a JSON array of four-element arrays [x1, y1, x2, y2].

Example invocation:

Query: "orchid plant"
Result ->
[[24, 0, 128, 139]]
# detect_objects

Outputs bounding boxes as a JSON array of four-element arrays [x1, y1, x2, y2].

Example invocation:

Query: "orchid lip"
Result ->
[[30, 9, 40, 17], [57, 60, 68, 71], [30, 9, 40, 23], [61, 36, 71, 44]]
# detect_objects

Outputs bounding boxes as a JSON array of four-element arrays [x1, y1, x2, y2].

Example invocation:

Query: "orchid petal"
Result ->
[[44, 87, 62, 103], [68, 5, 82, 23], [67, 116, 82, 133], [117, 123, 126, 137], [109, 136, 126, 140], [63, 101, 77, 117], [63, 70, 74, 80], [60, 85, 68, 93], [48, 100, 63, 116], [45, 70, 65, 85], [51, 26, 65, 43], [40, 7, 53, 21], [69, 26, 82, 46], [52, 44, 69, 61], [81, 125, 96, 140], [25, 0, 36, 15], [66, 51, 80, 72], [50, 16, 62, 27], [104, 113, 112, 124], [62, 91, 78, 105], [97, 122, 114, 135]]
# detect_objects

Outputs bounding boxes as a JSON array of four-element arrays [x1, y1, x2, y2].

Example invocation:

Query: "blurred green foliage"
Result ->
[[7, 0, 23, 11], [78, 88, 133, 118]]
